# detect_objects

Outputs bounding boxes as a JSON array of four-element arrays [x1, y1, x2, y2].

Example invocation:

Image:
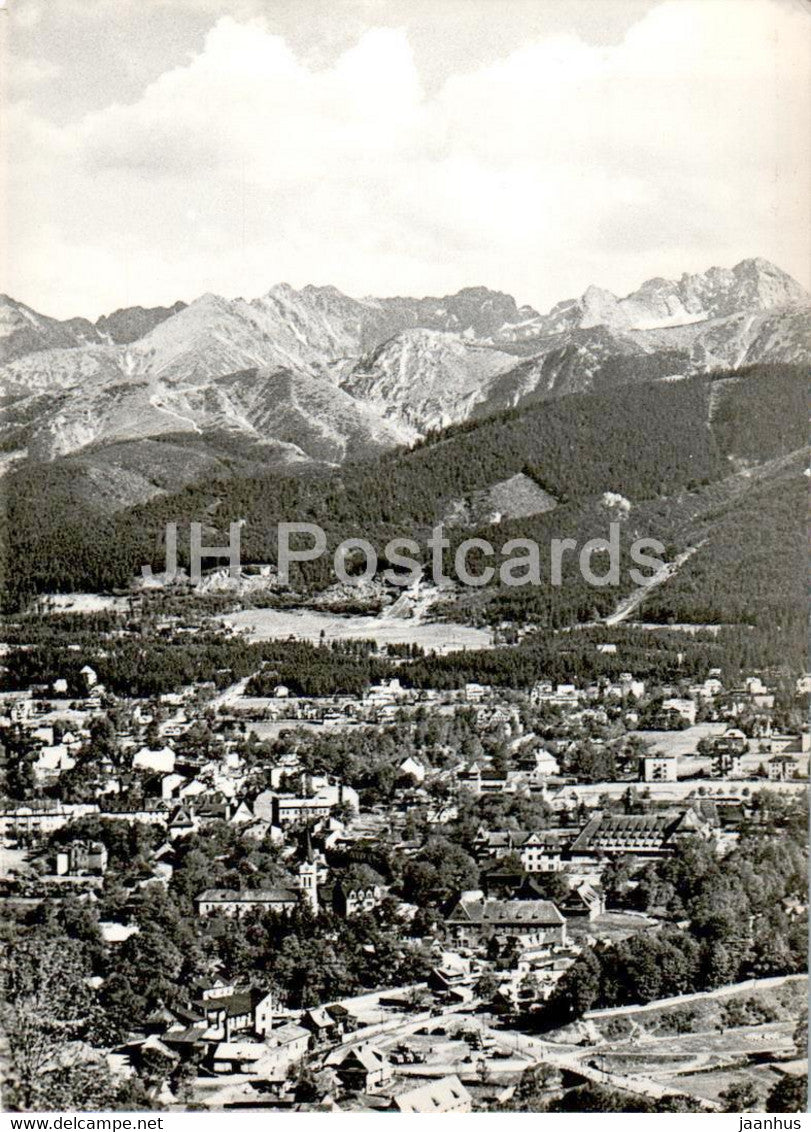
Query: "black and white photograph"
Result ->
[[0, 0, 809, 1121]]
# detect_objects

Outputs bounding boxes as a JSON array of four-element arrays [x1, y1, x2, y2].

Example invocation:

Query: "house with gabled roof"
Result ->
[[393, 1074, 472, 1113], [519, 829, 568, 873], [195, 987, 274, 1041], [559, 881, 604, 922], [398, 755, 426, 783], [445, 896, 566, 948], [334, 1044, 393, 1094], [191, 974, 235, 1001], [210, 1041, 271, 1075], [167, 805, 197, 839], [471, 826, 519, 860], [331, 866, 388, 917], [300, 1007, 340, 1047]]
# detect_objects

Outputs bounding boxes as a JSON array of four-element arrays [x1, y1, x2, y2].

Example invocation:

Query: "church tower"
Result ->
[[297, 831, 320, 914]]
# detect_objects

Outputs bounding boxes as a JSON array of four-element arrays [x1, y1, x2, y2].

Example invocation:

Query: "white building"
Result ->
[[662, 697, 697, 725], [399, 756, 426, 783], [641, 754, 678, 783], [80, 665, 98, 689], [133, 745, 176, 774]]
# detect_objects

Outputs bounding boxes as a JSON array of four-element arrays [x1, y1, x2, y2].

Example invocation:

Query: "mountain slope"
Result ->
[[341, 329, 519, 430], [95, 301, 187, 344], [0, 259, 807, 461], [3, 360, 803, 606], [0, 295, 189, 366], [11, 363, 411, 463], [0, 295, 101, 367]]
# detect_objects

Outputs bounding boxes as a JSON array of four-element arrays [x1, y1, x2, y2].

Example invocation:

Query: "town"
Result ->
[[0, 598, 807, 1114]]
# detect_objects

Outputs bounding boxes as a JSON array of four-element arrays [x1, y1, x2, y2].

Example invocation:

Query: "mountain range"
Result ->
[[1, 257, 808, 473]]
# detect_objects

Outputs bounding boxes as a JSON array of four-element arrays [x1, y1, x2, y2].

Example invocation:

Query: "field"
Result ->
[[657, 1063, 794, 1106], [631, 723, 727, 759], [568, 910, 661, 943], [224, 606, 494, 653]]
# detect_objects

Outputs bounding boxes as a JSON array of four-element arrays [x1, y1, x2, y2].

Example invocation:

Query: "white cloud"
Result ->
[[3, 0, 810, 318], [6, 54, 61, 87]]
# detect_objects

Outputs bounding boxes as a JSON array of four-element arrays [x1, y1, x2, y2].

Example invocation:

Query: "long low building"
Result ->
[[196, 887, 299, 917], [569, 808, 713, 858], [0, 801, 98, 836]]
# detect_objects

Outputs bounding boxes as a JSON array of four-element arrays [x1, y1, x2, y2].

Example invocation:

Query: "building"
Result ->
[[713, 728, 748, 754], [296, 844, 323, 914], [300, 1007, 341, 1047], [196, 888, 299, 917], [393, 1075, 472, 1114], [195, 988, 275, 1041], [661, 698, 697, 725], [33, 745, 77, 782], [7, 696, 34, 723], [570, 808, 713, 859], [518, 830, 567, 873], [559, 881, 604, 922], [332, 874, 387, 917], [267, 1022, 310, 1062], [0, 801, 98, 837], [527, 749, 560, 778], [334, 1044, 393, 1094], [97, 805, 168, 826], [427, 953, 471, 997], [210, 1041, 272, 1075], [471, 827, 519, 861], [133, 745, 176, 774], [366, 678, 406, 703], [192, 975, 236, 1001], [167, 805, 198, 839], [710, 729, 748, 777], [530, 682, 582, 708], [711, 750, 743, 778], [457, 763, 514, 796], [769, 732, 810, 755], [768, 754, 801, 782], [80, 665, 98, 689], [445, 897, 567, 948], [640, 755, 678, 783], [55, 840, 108, 876], [398, 756, 426, 783], [255, 780, 359, 827]]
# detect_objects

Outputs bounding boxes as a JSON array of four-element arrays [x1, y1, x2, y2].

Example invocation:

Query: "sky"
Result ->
[[2, 0, 809, 319]]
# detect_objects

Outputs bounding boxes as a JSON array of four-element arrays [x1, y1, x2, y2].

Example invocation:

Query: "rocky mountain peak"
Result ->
[[1, 258, 807, 465]]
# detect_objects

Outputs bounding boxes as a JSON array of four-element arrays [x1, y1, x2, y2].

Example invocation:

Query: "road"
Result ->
[[584, 972, 807, 1019], [330, 974, 807, 1111]]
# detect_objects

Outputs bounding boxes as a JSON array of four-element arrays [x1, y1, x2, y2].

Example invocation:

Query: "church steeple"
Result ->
[[297, 829, 319, 913]]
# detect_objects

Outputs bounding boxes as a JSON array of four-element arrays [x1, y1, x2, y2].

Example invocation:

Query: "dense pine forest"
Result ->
[[1, 364, 807, 675]]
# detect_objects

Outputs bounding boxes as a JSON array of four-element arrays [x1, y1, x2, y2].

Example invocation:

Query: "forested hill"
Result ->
[[1, 363, 806, 618]]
